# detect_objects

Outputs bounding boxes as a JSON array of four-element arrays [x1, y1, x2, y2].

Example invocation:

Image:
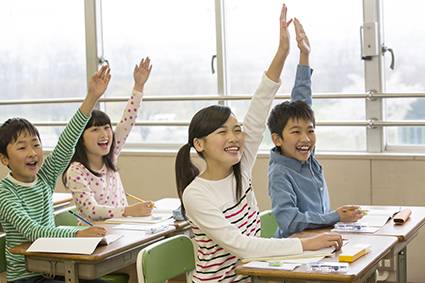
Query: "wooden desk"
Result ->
[[361, 205, 425, 283], [52, 192, 73, 209], [236, 234, 397, 283], [10, 222, 189, 283]]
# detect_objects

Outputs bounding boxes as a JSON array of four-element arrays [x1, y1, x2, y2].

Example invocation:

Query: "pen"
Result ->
[[68, 210, 94, 226], [125, 193, 155, 208]]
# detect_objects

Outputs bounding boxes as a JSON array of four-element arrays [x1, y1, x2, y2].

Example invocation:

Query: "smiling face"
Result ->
[[82, 124, 113, 160], [194, 115, 245, 174], [272, 117, 316, 161], [0, 131, 44, 183]]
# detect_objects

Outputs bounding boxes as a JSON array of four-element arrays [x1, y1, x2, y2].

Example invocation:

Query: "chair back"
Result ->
[[0, 233, 6, 273], [260, 210, 278, 238], [137, 234, 195, 283], [54, 206, 78, 226]]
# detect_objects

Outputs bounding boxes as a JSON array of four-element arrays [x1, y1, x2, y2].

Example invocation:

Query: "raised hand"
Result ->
[[266, 3, 292, 82], [76, 226, 107, 237], [88, 65, 111, 100], [300, 232, 343, 251], [80, 65, 111, 116], [294, 18, 310, 55], [133, 57, 153, 92], [278, 3, 293, 57]]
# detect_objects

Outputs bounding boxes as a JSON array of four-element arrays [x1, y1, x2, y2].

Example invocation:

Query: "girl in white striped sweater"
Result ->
[[175, 4, 342, 282]]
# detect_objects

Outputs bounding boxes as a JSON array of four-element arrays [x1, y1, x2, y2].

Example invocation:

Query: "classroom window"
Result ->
[[0, 1, 86, 147], [383, 0, 425, 146]]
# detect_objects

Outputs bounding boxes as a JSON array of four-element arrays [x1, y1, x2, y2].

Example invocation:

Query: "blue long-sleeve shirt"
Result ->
[[268, 64, 339, 238]]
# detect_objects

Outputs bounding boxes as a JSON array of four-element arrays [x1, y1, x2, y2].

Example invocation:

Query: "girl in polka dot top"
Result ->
[[62, 57, 154, 221]]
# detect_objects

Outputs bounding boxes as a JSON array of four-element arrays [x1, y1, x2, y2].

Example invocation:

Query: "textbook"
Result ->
[[105, 198, 181, 224], [241, 246, 336, 263], [26, 234, 122, 255]]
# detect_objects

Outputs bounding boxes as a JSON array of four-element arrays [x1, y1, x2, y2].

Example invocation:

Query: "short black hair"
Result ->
[[0, 118, 41, 157], [267, 100, 315, 137]]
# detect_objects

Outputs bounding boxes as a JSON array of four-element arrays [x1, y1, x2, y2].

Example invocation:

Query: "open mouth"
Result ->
[[296, 144, 311, 153], [97, 140, 109, 149], [25, 160, 38, 170], [224, 146, 240, 154]]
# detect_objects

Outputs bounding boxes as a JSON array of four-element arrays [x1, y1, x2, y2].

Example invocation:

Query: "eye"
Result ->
[[309, 129, 315, 133], [291, 130, 300, 134], [34, 143, 41, 148], [17, 147, 25, 151], [104, 125, 111, 130], [234, 127, 242, 133]]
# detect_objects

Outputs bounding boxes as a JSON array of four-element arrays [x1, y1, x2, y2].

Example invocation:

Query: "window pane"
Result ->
[[384, 1, 425, 93], [0, 1, 86, 147], [101, 0, 216, 96], [225, 0, 364, 94], [384, 1, 425, 146], [230, 101, 365, 151]]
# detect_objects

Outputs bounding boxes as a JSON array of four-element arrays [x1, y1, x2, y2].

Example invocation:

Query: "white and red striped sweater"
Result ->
[[183, 74, 303, 283]]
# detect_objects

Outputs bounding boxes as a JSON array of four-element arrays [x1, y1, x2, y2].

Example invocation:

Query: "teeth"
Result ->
[[296, 145, 310, 151], [224, 146, 239, 152]]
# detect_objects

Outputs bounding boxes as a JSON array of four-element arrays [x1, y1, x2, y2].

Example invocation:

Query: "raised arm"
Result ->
[[265, 4, 291, 82], [291, 18, 313, 105], [113, 57, 152, 159], [241, 4, 291, 171], [40, 66, 111, 188]]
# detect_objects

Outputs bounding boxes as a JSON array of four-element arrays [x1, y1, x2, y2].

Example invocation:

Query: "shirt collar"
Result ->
[[270, 147, 311, 172], [5, 172, 38, 187]]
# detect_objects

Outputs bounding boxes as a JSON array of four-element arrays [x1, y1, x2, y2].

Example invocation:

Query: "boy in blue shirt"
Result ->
[[267, 18, 364, 238]]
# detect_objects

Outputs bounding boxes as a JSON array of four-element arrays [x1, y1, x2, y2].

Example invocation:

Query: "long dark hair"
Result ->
[[175, 105, 242, 217], [62, 110, 117, 186]]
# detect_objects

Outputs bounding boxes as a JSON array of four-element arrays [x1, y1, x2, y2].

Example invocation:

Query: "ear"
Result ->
[[271, 133, 283, 147], [193, 138, 205, 153], [0, 153, 9, 167]]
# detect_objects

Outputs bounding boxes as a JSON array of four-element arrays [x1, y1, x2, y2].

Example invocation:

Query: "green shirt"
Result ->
[[0, 110, 89, 281]]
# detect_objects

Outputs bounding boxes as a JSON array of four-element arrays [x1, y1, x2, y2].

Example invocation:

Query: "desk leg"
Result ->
[[397, 247, 407, 283], [64, 261, 79, 283]]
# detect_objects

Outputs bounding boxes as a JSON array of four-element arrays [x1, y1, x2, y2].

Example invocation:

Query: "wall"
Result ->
[[0, 152, 424, 282]]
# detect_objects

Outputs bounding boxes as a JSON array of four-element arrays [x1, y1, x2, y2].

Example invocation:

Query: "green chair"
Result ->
[[1, 233, 6, 274], [260, 210, 278, 238], [54, 206, 129, 283], [137, 234, 195, 283]]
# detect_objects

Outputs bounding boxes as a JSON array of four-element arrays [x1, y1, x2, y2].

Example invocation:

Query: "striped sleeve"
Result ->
[[0, 187, 79, 240], [39, 110, 90, 189]]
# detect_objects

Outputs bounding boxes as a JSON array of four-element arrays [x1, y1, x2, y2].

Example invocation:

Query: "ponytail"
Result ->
[[175, 143, 199, 218]]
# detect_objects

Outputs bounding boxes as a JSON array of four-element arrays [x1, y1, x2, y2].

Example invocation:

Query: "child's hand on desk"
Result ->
[[300, 232, 343, 251], [337, 205, 364, 222], [76, 226, 107, 237], [124, 201, 154, 217]]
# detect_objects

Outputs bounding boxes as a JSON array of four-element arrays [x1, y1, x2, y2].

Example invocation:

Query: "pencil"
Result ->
[[125, 192, 145, 203], [68, 210, 94, 226], [125, 193, 155, 208]]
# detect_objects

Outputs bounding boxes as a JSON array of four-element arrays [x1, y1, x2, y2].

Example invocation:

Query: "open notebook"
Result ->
[[26, 234, 122, 255], [105, 198, 181, 224], [332, 207, 400, 233]]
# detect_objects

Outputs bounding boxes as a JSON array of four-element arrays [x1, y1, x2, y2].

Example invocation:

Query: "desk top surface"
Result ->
[[52, 193, 73, 206], [10, 221, 189, 262], [365, 205, 425, 240], [236, 234, 397, 282]]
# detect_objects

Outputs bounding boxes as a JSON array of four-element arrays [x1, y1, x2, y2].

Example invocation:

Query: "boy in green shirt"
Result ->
[[0, 66, 111, 283]]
